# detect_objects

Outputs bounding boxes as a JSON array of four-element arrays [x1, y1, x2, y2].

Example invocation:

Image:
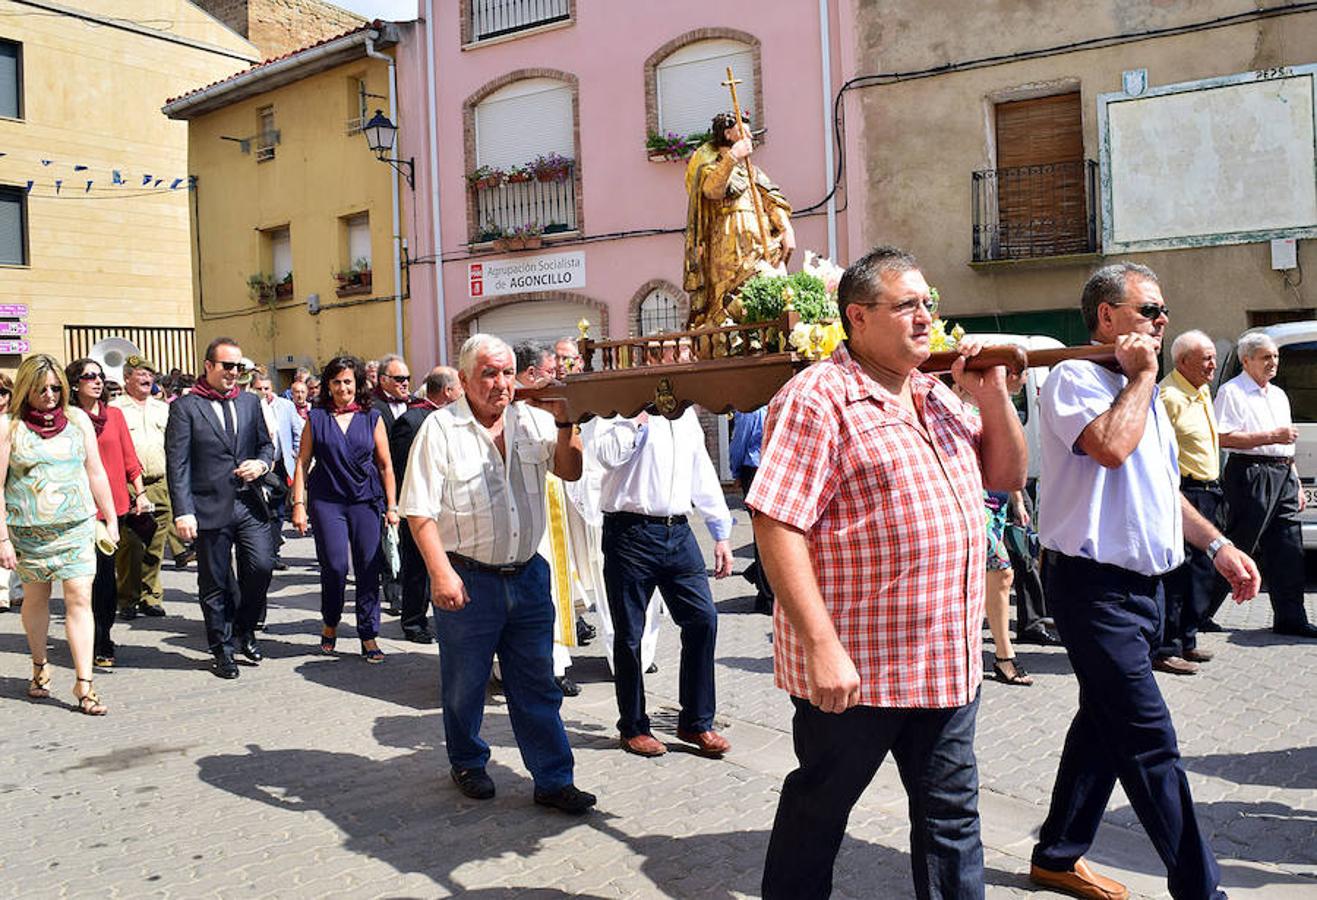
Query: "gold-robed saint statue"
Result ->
[[683, 108, 795, 330]]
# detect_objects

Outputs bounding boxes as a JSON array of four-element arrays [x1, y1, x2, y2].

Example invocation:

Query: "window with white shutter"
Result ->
[[346, 213, 371, 269], [270, 227, 292, 281], [0, 40, 20, 120], [474, 78, 573, 169], [656, 39, 755, 138], [0, 187, 26, 265]]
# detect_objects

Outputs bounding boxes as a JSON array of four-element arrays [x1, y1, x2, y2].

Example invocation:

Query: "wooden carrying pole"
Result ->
[[722, 66, 772, 253], [919, 342, 1117, 374]]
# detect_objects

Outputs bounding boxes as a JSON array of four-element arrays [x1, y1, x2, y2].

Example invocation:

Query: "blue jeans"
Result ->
[[602, 514, 718, 737], [762, 693, 983, 900], [434, 554, 574, 792], [1034, 552, 1224, 900]]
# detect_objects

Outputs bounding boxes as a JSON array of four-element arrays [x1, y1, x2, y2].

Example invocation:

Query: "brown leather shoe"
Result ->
[[620, 733, 667, 757], [1152, 655, 1198, 675], [675, 728, 731, 757], [1183, 647, 1214, 663], [1029, 859, 1129, 900]]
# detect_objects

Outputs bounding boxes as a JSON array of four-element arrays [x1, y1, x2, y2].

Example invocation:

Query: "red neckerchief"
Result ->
[[409, 398, 441, 411], [83, 401, 108, 436], [23, 405, 68, 439], [191, 381, 240, 402], [331, 403, 362, 414], [294, 402, 309, 420]]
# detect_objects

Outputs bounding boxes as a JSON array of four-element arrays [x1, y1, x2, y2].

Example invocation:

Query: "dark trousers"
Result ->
[[268, 460, 289, 561], [762, 693, 983, 900], [602, 514, 717, 738], [92, 542, 117, 658], [308, 497, 383, 640], [1159, 481, 1222, 657], [738, 467, 774, 606], [1034, 552, 1223, 900], [436, 554, 574, 790], [195, 499, 273, 657], [1211, 456, 1307, 627], [398, 521, 432, 637]]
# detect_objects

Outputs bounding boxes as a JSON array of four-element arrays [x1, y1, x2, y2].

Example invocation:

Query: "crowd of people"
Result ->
[[2, 247, 1310, 897]]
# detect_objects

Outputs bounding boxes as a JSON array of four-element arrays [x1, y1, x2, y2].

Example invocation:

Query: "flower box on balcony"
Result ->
[[274, 280, 294, 300], [493, 235, 543, 252], [334, 268, 372, 297]]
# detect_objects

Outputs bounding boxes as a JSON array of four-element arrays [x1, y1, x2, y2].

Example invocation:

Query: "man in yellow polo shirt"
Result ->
[[1157, 330, 1222, 673]]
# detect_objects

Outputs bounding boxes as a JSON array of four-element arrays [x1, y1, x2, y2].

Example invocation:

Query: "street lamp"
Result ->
[[363, 108, 414, 189]]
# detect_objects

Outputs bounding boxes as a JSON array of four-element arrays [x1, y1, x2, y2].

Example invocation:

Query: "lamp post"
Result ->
[[363, 108, 414, 189]]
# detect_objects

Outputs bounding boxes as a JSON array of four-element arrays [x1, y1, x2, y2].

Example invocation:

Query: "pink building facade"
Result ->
[[393, 0, 852, 368]]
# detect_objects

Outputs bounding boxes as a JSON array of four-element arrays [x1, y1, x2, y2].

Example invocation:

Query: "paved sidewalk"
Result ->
[[1, 505, 1314, 898]]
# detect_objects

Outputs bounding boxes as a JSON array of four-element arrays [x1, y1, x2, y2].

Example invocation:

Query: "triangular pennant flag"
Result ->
[[85, 180, 93, 192], [74, 164, 88, 172], [141, 174, 152, 185], [169, 178, 182, 189], [54, 179, 62, 194], [24, 180, 33, 192], [153, 179, 162, 187], [0, 152, 7, 157], [112, 170, 123, 185]]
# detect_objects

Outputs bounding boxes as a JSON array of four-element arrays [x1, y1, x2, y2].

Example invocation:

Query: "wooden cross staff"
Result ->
[[722, 67, 772, 255]]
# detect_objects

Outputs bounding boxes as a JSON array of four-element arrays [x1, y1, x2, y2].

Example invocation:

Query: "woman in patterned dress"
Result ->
[[0, 355, 119, 714]]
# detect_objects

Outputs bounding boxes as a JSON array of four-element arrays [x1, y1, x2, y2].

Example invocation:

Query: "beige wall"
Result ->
[[0, 0, 256, 369], [848, 0, 1317, 347], [193, 0, 366, 60]]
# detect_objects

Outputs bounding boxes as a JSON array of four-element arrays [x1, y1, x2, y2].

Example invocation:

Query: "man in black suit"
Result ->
[[389, 366, 461, 643], [372, 353, 412, 616], [166, 336, 276, 679]]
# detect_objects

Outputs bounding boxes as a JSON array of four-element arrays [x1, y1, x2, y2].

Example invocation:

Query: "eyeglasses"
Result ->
[[208, 360, 242, 371], [78, 371, 105, 382], [1114, 302, 1169, 320], [0, 389, 10, 397], [384, 373, 410, 383], [36, 385, 62, 395], [859, 296, 939, 317]]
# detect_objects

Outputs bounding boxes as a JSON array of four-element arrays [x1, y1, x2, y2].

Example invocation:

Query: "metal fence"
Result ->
[[64, 325, 196, 378], [474, 164, 577, 240], [470, 0, 570, 42], [972, 159, 1098, 262]]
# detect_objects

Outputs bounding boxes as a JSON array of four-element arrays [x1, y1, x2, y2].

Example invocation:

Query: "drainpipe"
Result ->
[[425, 0, 448, 364], [364, 32, 405, 359], [819, 0, 837, 261]]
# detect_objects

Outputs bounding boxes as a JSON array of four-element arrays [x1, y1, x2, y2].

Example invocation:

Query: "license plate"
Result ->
[[1306, 486, 1317, 508]]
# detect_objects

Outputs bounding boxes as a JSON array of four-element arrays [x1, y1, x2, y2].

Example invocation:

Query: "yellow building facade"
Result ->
[[0, 0, 257, 373], [164, 23, 407, 384]]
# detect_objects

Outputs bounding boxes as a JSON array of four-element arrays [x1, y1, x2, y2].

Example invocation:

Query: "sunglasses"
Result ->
[[1115, 302, 1169, 320], [383, 373, 410, 383], [36, 385, 62, 395], [78, 371, 105, 382], [209, 360, 242, 371], [0, 389, 11, 397]]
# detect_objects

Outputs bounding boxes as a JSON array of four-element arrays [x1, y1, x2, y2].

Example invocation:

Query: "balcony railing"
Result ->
[[972, 159, 1098, 262], [470, 0, 570, 42], [473, 163, 577, 243]]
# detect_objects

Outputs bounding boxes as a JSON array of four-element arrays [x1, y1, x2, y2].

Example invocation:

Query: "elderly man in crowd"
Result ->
[[750, 246, 1025, 899], [1210, 332, 1314, 638], [594, 399, 734, 759], [554, 336, 583, 378], [388, 365, 461, 644], [372, 353, 413, 615], [111, 355, 172, 619], [249, 371, 300, 575], [400, 334, 595, 814], [1030, 263, 1260, 900], [1155, 329, 1223, 675]]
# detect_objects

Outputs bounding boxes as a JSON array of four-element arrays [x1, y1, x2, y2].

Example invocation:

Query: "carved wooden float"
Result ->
[[518, 313, 1117, 423]]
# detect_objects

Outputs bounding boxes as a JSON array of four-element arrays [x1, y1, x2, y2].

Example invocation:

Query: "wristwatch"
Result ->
[[1205, 536, 1233, 560]]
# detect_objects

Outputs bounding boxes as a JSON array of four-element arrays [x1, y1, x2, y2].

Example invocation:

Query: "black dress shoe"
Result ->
[[404, 628, 435, 644], [271, 558, 288, 571], [1274, 621, 1317, 638], [174, 548, 196, 570], [1017, 626, 1063, 646], [575, 616, 596, 645], [451, 767, 495, 800], [237, 637, 264, 663], [1198, 618, 1223, 633], [555, 675, 581, 697], [141, 604, 166, 618], [118, 605, 139, 621], [211, 656, 240, 679], [534, 784, 596, 815]]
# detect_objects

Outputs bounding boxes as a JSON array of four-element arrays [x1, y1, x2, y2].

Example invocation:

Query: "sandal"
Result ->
[[320, 627, 337, 654], [992, 656, 1034, 687], [28, 659, 51, 699], [73, 677, 108, 715], [361, 640, 385, 664], [94, 654, 116, 669]]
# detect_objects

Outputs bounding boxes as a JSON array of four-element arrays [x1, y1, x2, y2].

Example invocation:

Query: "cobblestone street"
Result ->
[[2, 504, 1315, 899]]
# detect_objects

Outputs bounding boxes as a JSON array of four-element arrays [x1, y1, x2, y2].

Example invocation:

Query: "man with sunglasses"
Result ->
[[372, 354, 412, 616], [165, 336, 276, 679], [752, 245, 1027, 899], [1029, 263, 1260, 900]]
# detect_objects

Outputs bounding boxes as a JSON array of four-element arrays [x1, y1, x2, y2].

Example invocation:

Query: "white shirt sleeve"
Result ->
[[399, 415, 449, 519], [1044, 362, 1119, 456], [688, 423, 733, 541], [593, 417, 644, 469], [1213, 382, 1246, 434]]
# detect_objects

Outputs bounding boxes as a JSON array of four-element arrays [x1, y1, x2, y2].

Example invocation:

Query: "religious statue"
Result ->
[[683, 109, 795, 330]]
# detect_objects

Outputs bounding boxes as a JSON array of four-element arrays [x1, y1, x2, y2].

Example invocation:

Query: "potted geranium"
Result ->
[[275, 271, 294, 300], [466, 165, 504, 190], [494, 222, 543, 252], [505, 164, 533, 184], [530, 152, 572, 183], [334, 258, 372, 296]]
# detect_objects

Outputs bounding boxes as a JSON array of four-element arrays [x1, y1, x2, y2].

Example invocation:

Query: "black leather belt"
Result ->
[[1180, 476, 1220, 488], [1228, 453, 1294, 467], [605, 511, 688, 527], [447, 552, 531, 576]]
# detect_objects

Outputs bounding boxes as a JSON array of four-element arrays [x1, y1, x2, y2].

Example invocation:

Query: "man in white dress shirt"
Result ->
[[595, 407, 734, 758], [1210, 333, 1313, 638], [400, 334, 596, 814], [249, 371, 300, 576]]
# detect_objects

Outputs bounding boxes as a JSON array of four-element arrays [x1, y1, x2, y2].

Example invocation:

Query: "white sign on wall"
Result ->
[[468, 251, 586, 299]]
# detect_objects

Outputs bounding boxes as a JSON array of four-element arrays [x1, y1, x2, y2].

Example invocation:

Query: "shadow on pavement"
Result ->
[[1182, 745, 1317, 790], [717, 655, 774, 675], [294, 652, 438, 710]]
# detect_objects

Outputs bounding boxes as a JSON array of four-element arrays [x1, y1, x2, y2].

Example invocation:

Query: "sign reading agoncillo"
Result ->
[[468, 251, 586, 299]]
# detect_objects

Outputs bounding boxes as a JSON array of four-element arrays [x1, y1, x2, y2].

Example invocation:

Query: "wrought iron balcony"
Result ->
[[972, 159, 1099, 262], [472, 163, 577, 244], [470, 0, 571, 42]]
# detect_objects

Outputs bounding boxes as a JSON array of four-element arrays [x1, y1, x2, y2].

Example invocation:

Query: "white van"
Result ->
[[1216, 321, 1317, 550], [965, 333, 1066, 480]]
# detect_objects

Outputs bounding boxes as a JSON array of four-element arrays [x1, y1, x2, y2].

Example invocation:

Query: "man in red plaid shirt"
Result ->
[[749, 245, 1027, 899]]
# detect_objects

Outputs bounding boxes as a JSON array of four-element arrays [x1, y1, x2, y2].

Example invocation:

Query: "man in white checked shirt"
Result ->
[[399, 333, 596, 815]]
